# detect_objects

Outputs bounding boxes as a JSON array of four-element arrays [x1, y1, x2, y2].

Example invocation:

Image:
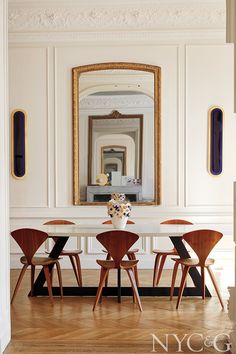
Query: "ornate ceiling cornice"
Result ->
[[8, 2, 226, 32], [80, 95, 153, 109]]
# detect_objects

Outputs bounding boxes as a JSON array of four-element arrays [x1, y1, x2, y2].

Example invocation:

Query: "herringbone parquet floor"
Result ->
[[4, 268, 233, 354]]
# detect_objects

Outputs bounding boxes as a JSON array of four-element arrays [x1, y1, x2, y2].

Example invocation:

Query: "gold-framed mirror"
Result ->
[[72, 62, 161, 205]]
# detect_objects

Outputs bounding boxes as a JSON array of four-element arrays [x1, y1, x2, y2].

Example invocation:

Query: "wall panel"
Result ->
[[55, 45, 179, 208], [186, 44, 236, 207], [9, 47, 49, 208]]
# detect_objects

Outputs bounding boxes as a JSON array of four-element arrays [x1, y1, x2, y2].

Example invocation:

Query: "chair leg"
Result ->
[[55, 261, 63, 299], [93, 267, 109, 311], [69, 255, 81, 287], [201, 267, 205, 300], [105, 253, 111, 287], [50, 267, 54, 286], [11, 264, 28, 304], [170, 261, 179, 300], [181, 264, 187, 286], [176, 266, 190, 310], [74, 254, 83, 287], [129, 267, 137, 303], [30, 265, 35, 297], [126, 268, 142, 312], [153, 254, 161, 287], [127, 253, 139, 287], [43, 265, 54, 304], [156, 255, 167, 286], [207, 266, 224, 310], [99, 270, 109, 303]]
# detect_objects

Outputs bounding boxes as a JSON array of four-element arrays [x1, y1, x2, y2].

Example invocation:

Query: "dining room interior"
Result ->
[[1, 0, 236, 353]]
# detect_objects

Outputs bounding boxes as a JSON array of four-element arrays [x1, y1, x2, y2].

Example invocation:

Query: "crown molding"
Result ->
[[8, 2, 226, 33], [8, 29, 227, 44]]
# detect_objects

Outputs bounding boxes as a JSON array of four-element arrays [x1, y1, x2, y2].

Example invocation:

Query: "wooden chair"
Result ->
[[44, 220, 83, 287], [153, 219, 193, 287], [11, 228, 63, 304], [102, 219, 139, 286], [170, 229, 224, 310], [93, 230, 142, 311]]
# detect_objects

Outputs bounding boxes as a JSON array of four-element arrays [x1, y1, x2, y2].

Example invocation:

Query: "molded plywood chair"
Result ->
[[11, 228, 63, 304], [170, 229, 224, 309], [102, 219, 139, 286], [93, 230, 142, 311], [153, 219, 193, 287], [44, 220, 83, 286]]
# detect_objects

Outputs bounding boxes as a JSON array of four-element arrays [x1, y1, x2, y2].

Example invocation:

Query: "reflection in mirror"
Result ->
[[72, 63, 161, 205], [102, 145, 127, 176], [88, 111, 143, 188]]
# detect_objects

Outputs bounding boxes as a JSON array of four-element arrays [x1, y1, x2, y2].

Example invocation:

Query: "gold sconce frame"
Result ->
[[11, 109, 28, 179]]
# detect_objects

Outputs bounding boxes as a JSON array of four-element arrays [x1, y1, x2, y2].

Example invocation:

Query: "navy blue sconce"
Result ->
[[208, 106, 223, 176], [12, 109, 27, 179]]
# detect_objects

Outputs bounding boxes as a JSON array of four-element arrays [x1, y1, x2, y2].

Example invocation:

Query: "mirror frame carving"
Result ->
[[72, 62, 161, 205]]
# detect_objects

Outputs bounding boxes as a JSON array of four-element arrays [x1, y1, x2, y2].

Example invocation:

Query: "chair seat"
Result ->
[[172, 257, 215, 267], [60, 249, 83, 256], [102, 248, 139, 255], [97, 259, 139, 269], [46, 249, 82, 256], [20, 256, 60, 266], [153, 249, 178, 255]]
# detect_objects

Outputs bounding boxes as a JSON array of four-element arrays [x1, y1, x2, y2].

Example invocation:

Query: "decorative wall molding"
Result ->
[[8, 2, 226, 33], [9, 209, 234, 221], [8, 29, 226, 44], [80, 95, 153, 110]]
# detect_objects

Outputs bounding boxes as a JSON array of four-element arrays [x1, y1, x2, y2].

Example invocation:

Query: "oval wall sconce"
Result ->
[[11, 109, 27, 179], [208, 106, 223, 176]]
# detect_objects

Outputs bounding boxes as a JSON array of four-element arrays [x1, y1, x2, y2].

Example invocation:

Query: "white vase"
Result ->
[[111, 215, 128, 229]]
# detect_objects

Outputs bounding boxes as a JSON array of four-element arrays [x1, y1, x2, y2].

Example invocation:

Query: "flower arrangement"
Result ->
[[107, 193, 131, 220]]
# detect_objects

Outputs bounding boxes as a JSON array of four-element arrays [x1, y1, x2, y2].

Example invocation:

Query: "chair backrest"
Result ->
[[96, 230, 139, 268], [44, 220, 75, 225], [44, 220, 75, 243], [102, 219, 135, 225], [182, 229, 223, 266], [11, 228, 49, 265], [161, 219, 193, 225]]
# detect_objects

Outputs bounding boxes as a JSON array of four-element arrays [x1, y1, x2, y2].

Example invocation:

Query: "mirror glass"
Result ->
[[72, 63, 161, 205], [102, 145, 127, 176], [88, 111, 143, 187]]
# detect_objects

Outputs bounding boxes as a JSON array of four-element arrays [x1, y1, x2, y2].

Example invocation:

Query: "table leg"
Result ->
[[170, 236, 211, 297], [29, 236, 69, 296]]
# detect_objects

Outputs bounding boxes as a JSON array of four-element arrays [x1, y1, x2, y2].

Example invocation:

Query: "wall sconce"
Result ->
[[208, 106, 223, 176], [11, 109, 27, 179]]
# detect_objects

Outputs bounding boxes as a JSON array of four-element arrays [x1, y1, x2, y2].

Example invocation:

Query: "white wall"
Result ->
[[8, 0, 235, 270], [0, 0, 10, 352]]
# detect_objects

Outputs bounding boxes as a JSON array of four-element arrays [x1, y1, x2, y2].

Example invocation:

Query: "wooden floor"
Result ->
[[5, 268, 233, 354]]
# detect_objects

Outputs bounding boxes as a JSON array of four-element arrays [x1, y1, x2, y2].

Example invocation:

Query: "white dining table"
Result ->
[[35, 222, 233, 238], [27, 222, 232, 299]]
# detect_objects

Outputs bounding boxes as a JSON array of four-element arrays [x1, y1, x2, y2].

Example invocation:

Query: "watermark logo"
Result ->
[[151, 333, 231, 352]]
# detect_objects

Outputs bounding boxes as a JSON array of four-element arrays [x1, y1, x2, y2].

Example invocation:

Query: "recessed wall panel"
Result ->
[[55, 45, 179, 207], [186, 45, 236, 207], [9, 47, 48, 207]]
